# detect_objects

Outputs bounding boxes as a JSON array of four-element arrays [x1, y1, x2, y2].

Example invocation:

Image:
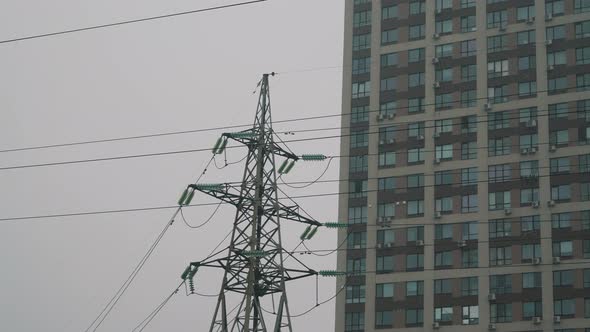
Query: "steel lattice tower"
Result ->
[[181, 73, 321, 332]]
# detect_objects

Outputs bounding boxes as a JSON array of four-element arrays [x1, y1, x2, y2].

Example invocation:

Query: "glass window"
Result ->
[[522, 301, 542, 319], [461, 0, 475, 8], [408, 98, 425, 113], [552, 240, 573, 257], [461, 277, 478, 296], [546, 0, 565, 16], [521, 215, 540, 232], [490, 219, 512, 239], [462, 305, 479, 325], [346, 257, 366, 274], [487, 10, 507, 28], [376, 283, 394, 298], [461, 90, 476, 108], [461, 15, 476, 32], [349, 180, 367, 198], [520, 188, 539, 205], [351, 105, 369, 123], [550, 158, 570, 174], [406, 253, 424, 271], [376, 255, 394, 273], [553, 270, 574, 286], [575, 0, 590, 13], [381, 29, 398, 45], [407, 174, 424, 188], [435, 93, 453, 109], [349, 155, 368, 173], [520, 161, 539, 178], [551, 184, 571, 201], [408, 48, 425, 63], [435, 43, 453, 58], [347, 231, 367, 249], [348, 206, 367, 224], [488, 111, 510, 129], [382, 5, 398, 20], [352, 57, 370, 75], [409, 1, 425, 15], [490, 246, 512, 266], [517, 30, 535, 45], [520, 133, 538, 149], [488, 137, 511, 156], [461, 39, 476, 57], [405, 308, 423, 326], [375, 311, 392, 328], [517, 5, 535, 21], [522, 272, 541, 288], [435, 68, 453, 82], [378, 152, 396, 167], [488, 85, 508, 104], [518, 55, 536, 70], [434, 307, 453, 322], [578, 73, 590, 91], [350, 130, 368, 148], [488, 59, 509, 78], [353, 10, 371, 28], [352, 33, 371, 51], [461, 167, 478, 185], [377, 203, 395, 218], [461, 141, 477, 160], [406, 280, 424, 296], [380, 52, 398, 67], [380, 77, 397, 91], [578, 47, 590, 65], [435, 224, 453, 239], [435, 279, 451, 294], [548, 76, 568, 93], [435, 144, 453, 160], [435, 250, 453, 267], [435, 197, 453, 213], [378, 177, 395, 191], [548, 50, 567, 66], [346, 285, 366, 303], [408, 24, 425, 40], [436, 19, 453, 34], [554, 299, 575, 316], [407, 200, 424, 216], [518, 81, 537, 97], [521, 243, 541, 260], [352, 82, 371, 98], [377, 229, 394, 245], [576, 20, 590, 39], [407, 226, 424, 242], [547, 25, 566, 40], [490, 274, 512, 294], [345, 312, 364, 332], [462, 248, 478, 267], [549, 102, 569, 119], [462, 195, 478, 213], [461, 64, 476, 82], [408, 72, 425, 87], [490, 303, 512, 323]]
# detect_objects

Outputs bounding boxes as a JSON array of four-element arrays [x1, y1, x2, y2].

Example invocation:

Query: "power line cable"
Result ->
[[0, 0, 267, 45], [179, 202, 223, 229], [133, 280, 185, 332]]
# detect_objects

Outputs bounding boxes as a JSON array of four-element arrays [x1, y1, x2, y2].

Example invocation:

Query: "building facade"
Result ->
[[336, 0, 590, 331]]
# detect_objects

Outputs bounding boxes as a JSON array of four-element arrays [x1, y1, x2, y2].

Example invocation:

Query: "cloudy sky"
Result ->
[[0, 0, 343, 331]]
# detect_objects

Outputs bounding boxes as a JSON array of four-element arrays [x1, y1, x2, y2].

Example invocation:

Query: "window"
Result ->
[[461, 277, 478, 296], [586, 298, 590, 318], [435, 119, 453, 134], [578, 73, 590, 91], [487, 59, 509, 78], [462, 306, 479, 325], [351, 105, 369, 123], [519, 107, 537, 124], [520, 161, 539, 178], [407, 148, 424, 163], [553, 240, 573, 257], [346, 285, 366, 303], [407, 174, 424, 188], [578, 99, 590, 120], [548, 50, 567, 66], [575, 0, 590, 13], [517, 5, 535, 21], [461, 141, 476, 160], [352, 82, 370, 99], [348, 206, 367, 224], [462, 248, 478, 267], [435, 170, 453, 186], [378, 177, 395, 191], [377, 203, 395, 218], [379, 126, 396, 144], [551, 184, 571, 201], [462, 167, 478, 185], [553, 270, 574, 287], [490, 274, 512, 294], [521, 215, 540, 232], [352, 57, 370, 75], [408, 72, 424, 87], [583, 183, 590, 201], [547, 25, 566, 40], [407, 226, 424, 242], [578, 47, 590, 66], [435, 144, 453, 160], [435, 68, 453, 82], [586, 269, 590, 287], [347, 231, 367, 249], [408, 122, 425, 138], [490, 246, 512, 266], [350, 130, 368, 148], [435, 19, 453, 34], [461, 116, 476, 134], [381, 5, 398, 20], [554, 299, 575, 316], [488, 35, 507, 53], [405, 308, 423, 326], [380, 52, 398, 67], [550, 102, 569, 119], [489, 164, 511, 183], [435, 0, 452, 10], [380, 101, 397, 117], [345, 312, 364, 332], [546, 0, 565, 16], [435, 279, 451, 294], [406, 280, 424, 296], [488, 111, 509, 129], [518, 55, 536, 70], [352, 33, 371, 51], [517, 30, 535, 45], [349, 180, 367, 198], [435, 93, 453, 109], [378, 152, 396, 167], [408, 24, 425, 40], [435, 250, 453, 268], [461, 90, 476, 108], [523, 301, 542, 319], [461, 64, 476, 82], [347, 257, 366, 274], [461, 0, 475, 8], [520, 188, 539, 205], [376, 255, 394, 274], [549, 76, 568, 93], [551, 158, 570, 174], [489, 219, 511, 238], [487, 10, 507, 28], [461, 15, 476, 32], [375, 311, 392, 328], [436, 197, 453, 213], [490, 303, 512, 323], [349, 155, 368, 173], [583, 210, 590, 230], [377, 229, 394, 245], [407, 200, 424, 216], [380, 77, 397, 91], [435, 43, 453, 58], [408, 48, 425, 63], [376, 283, 394, 298], [586, 239, 590, 258], [576, 20, 590, 39], [520, 133, 538, 149], [409, 1, 425, 15], [406, 253, 424, 271], [488, 85, 508, 104], [435, 224, 453, 239], [353, 11, 371, 28], [461, 39, 476, 57], [462, 195, 478, 213], [381, 29, 398, 45], [434, 307, 453, 322], [488, 137, 511, 156], [407, 97, 424, 114], [522, 272, 541, 288], [521, 243, 541, 260], [519, 81, 537, 97]]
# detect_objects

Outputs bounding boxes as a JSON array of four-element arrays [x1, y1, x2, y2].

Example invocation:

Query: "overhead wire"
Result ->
[[133, 280, 186, 332]]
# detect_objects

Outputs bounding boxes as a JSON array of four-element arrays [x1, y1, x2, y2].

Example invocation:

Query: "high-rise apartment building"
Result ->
[[336, 0, 590, 331]]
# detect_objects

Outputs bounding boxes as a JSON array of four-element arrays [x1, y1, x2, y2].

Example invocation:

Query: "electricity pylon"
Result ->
[[179, 73, 321, 332]]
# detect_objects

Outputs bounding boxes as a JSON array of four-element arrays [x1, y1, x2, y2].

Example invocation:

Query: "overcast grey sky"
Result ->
[[0, 1, 343, 331]]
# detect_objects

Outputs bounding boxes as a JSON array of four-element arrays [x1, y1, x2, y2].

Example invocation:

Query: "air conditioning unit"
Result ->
[[504, 208, 512, 215], [432, 57, 440, 64], [418, 135, 425, 140], [529, 147, 537, 154], [553, 256, 561, 264], [385, 216, 394, 222], [532, 201, 540, 208], [385, 242, 393, 248], [546, 39, 553, 45], [488, 293, 497, 301], [353, 244, 361, 249], [554, 315, 561, 324], [376, 243, 383, 249], [433, 81, 441, 88], [388, 113, 395, 119], [548, 200, 556, 207], [484, 103, 492, 111], [433, 33, 440, 39], [458, 240, 467, 247], [434, 132, 441, 138], [435, 8, 442, 15], [434, 158, 441, 165], [434, 211, 442, 219], [533, 316, 542, 324], [546, 13, 553, 21], [521, 148, 529, 155], [549, 144, 557, 152], [548, 65, 555, 71], [416, 240, 425, 246], [433, 322, 440, 329], [388, 138, 395, 144], [377, 113, 385, 121], [533, 257, 542, 265], [526, 119, 538, 127], [379, 140, 385, 145], [488, 323, 497, 331], [378, 217, 387, 223], [527, 17, 535, 24], [471, 27, 477, 32]]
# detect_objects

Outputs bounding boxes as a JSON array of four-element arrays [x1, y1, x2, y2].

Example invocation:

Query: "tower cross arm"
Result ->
[[267, 202, 322, 226]]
